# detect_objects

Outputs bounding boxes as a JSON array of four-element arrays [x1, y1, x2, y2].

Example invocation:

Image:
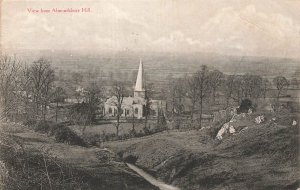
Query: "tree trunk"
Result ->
[[43, 104, 46, 122], [116, 113, 120, 136], [199, 97, 203, 130], [190, 102, 194, 123], [212, 88, 216, 104], [132, 110, 135, 131], [55, 101, 58, 122]]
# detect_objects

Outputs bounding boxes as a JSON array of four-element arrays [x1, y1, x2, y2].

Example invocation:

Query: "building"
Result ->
[[104, 60, 166, 119]]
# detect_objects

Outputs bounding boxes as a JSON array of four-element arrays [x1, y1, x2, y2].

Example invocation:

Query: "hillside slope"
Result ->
[[107, 115, 299, 190], [0, 122, 158, 190]]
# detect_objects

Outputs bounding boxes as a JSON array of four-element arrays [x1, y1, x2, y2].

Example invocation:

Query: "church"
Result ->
[[104, 60, 165, 119]]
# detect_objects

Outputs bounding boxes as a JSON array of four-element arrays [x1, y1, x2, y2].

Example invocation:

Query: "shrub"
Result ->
[[33, 120, 53, 133], [143, 125, 151, 135], [54, 127, 87, 147], [237, 99, 252, 114]]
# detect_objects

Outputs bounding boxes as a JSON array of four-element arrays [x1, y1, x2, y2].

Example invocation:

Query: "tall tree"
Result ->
[[242, 74, 263, 99], [208, 69, 224, 104], [19, 64, 32, 120], [110, 81, 127, 136], [144, 83, 154, 128], [194, 65, 211, 129], [53, 87, 66, 122], [29, 58, 55, 121], [185, 74, 198, 123], [224, 75, 235, 107], [261, 78, 271, 99], [0, 56, 21, 119], [84, 82, 104, 123], [273, 76, 289, 99]]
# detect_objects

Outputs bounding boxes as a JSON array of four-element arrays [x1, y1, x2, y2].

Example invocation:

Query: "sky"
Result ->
[[1, 0, 300, 58]]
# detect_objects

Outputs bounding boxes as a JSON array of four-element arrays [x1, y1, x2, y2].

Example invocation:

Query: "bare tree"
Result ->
[[273, 76, 289, 99], [19, 64, 33, 121], [224, 75, 235, 107], [29, 58, 55, 121], [208, 69, 224, 104], [110, 81, 127, 136], [194, 65, 211, 129], [185, 74, 198, 123], [53, 87, 66, 123], [0, 56, 21, 119], [144, 83, 154, 128], [262, 78, 271, 99], [166, 78, 185, 117]]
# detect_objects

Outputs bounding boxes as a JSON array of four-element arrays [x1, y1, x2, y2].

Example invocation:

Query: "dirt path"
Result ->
[[127, 163, 180, 190]]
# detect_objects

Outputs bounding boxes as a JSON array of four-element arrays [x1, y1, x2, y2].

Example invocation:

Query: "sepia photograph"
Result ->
[[0, 0, 299, 189]]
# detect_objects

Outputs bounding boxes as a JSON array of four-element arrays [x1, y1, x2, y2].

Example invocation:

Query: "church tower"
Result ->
[[134, 59, 146, 98]]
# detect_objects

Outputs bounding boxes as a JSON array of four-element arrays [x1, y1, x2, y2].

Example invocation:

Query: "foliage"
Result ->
[[237, 99, 253, 114], [273, 76, 289, 99], [54, 126, 87, 147]]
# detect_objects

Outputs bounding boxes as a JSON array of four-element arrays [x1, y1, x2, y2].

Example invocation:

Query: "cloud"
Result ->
[[2, 1, 300, 58]]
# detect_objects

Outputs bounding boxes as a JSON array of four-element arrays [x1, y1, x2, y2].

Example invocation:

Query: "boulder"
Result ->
[[255, 115, 265, 124]]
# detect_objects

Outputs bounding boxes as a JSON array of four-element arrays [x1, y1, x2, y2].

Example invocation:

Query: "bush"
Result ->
[[143, 125, 151, 135], [33, 120, 53, 133], [237, 99, 252, 114], [54, 126, 87, 147]]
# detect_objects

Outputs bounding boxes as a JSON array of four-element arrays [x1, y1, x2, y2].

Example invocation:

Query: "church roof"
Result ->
[[134, 59, 144, 91], [105, 96, 146, 106]]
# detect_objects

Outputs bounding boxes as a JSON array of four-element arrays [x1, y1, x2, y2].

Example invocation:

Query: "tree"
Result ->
[[110, 81, 127, 136], [185, 74, 198, 123], [29, 58, 55, 121], [166, 78, 185, 116], [224, 75, 235, 107], [194, 65, 211, 129], [71, 72, 83, 85], [208, 70, 224, 104], [290, 78, 299, 89], [261, 78, 271, 99], [53, 87, 66, 122], [242, 74, 263, 99], [144, 83, 154, 128], [273, 76, 289, 99], [84, 82, 104, 123], [0, 56, 21, 119], [19, 64, 32, 120]]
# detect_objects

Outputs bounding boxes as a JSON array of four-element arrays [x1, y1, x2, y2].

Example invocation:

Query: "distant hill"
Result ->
[[8, 49, 300, 80]]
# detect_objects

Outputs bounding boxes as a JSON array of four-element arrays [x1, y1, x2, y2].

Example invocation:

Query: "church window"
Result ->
[[135, 108, 139, 115], [109, 107, 112, 114]]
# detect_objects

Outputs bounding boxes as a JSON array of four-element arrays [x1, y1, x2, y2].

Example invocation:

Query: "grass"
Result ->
[[0, 121, 159, 190], [105, 111, 299, 190], [69, 120, 159, 136]]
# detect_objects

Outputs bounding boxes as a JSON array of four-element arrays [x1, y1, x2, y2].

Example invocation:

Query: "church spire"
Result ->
[[135, 59, 144, 91], [134, 59, 145, 98]]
